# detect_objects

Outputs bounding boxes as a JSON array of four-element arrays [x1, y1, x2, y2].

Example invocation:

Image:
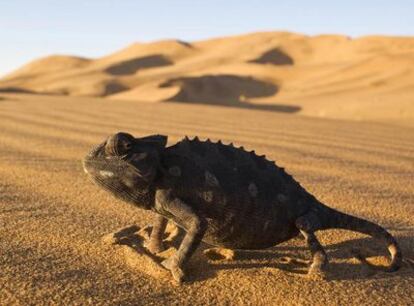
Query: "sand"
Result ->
[[1, 32, 414, 125], [0, 30, 413, 305], [0, 93, 413, 305]]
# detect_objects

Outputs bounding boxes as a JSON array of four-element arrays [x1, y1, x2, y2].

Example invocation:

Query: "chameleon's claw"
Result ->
[[161, 257, 185, 283]]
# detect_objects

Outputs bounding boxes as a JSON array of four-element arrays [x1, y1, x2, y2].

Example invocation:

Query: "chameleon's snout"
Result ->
[[82, 140, 107, 176]]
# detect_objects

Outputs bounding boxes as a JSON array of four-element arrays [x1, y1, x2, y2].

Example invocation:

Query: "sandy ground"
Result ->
[[0, 93, 413, 305]]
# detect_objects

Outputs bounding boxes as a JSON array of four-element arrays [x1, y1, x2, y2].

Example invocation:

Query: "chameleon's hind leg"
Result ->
[[295, 213, 328, 277], [144, 215, 168, 254]]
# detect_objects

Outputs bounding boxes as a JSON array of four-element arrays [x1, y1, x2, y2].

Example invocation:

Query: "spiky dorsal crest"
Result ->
[[172, 136, 285, 175]]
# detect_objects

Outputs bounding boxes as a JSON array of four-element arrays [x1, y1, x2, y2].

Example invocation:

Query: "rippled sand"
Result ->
[[0, 94, 413, 305]]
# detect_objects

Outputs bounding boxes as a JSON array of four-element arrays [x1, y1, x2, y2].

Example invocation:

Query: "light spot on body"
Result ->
[[100, 170, 114, 178], [277, 194, 288, 203], [248, 182, 258, 197], [168, 166, 181, 177], [205, 171, 219, 187], [263, 220, 270, 232], [201, 191, 214, 202]]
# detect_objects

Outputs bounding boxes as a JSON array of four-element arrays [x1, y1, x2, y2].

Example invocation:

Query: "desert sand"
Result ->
[[0, 93, 413, 305], [0, 32, 414, 305]]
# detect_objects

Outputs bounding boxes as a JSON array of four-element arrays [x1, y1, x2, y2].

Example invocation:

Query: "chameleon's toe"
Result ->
[[161, 257, 185, 283]]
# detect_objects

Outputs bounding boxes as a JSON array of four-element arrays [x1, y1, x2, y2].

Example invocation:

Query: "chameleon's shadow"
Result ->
[[112, 225, 413, 283], [200, 235, 414, 282], [198, 241, 310, 278]]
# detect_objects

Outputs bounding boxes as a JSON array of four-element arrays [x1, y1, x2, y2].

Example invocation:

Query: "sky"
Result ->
[[0, 0, 413, 76]]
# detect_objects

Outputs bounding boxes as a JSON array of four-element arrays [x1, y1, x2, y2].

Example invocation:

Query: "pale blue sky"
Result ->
[[1, 0, 413, 76]]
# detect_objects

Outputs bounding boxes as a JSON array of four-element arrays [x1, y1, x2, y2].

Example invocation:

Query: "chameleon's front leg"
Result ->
[[155, 190, 207, 283], [144, 215, 168, 254]]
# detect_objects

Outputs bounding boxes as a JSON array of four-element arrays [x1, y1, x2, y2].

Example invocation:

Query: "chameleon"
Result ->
[[83, 132, 402, 282]]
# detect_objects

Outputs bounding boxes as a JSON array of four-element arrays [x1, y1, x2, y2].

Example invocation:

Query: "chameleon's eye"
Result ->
[[106, 132, 135, 157]]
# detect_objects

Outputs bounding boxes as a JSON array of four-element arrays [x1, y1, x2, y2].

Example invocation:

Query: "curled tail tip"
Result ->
[[387, 243, 403, 272], [351, 241, 402, 272], [323, 207, 403, 272]]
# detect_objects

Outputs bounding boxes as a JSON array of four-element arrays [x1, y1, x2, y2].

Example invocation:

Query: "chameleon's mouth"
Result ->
[[83, 153, 124, 178]]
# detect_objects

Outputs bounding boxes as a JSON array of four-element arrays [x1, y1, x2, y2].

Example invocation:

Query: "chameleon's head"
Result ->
[[83, 132, 168, 207]]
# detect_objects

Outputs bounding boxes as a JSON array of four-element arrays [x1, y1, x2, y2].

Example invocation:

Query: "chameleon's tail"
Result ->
[[319, 205, 402, 272]]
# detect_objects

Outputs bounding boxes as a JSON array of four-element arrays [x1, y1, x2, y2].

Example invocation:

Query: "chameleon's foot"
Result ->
[[295, 213, 328, 280], [161, 257, 185, 283], [306, 260, 327, 280], [144, 239, 165, 254], [307, 266, 327, 280]]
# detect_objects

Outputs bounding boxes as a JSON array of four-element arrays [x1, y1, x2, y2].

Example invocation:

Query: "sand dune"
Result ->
[[0, 93, 413, 305], [1, 32, 413, 123]]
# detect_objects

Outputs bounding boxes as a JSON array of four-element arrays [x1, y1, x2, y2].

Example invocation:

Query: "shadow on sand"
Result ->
[[0, 87, 36, 94], [205, 235, 414, 282], [105, 54, 173, 76], [248, 48, 294, 66], [104, 224, 413, 284], [160, 74, 300, 113]]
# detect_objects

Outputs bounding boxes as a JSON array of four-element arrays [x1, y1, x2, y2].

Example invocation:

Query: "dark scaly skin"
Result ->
[[83, 132, 402, 283]]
